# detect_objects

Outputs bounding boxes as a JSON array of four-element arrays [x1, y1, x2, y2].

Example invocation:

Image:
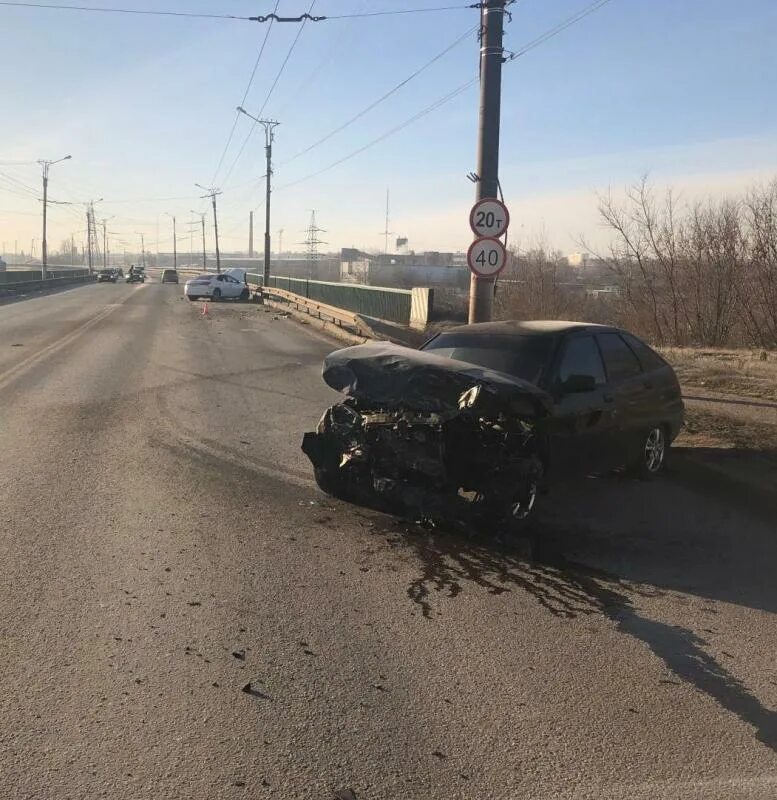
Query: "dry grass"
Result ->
[[661, 347, 777, 402]]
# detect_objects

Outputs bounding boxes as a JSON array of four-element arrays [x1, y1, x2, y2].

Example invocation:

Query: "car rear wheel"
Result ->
[[240, 288, 250, 301], [634, 425, 667, 478], [187, 295, 196, 301], [212, 288, 221, 301]]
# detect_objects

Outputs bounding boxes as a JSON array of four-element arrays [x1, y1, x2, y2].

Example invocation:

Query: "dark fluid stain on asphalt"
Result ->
[[366, 514, 777, 752]]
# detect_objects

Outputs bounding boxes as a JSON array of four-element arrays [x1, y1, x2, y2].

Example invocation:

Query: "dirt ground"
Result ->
[[661, 347, 777, 500]]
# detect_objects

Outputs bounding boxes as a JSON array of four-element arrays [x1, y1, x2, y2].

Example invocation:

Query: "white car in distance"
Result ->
[[184, 270, 250, 302]]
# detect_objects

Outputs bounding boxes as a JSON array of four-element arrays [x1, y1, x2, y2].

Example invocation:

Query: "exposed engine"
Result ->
[[303, 382, 544, 525]]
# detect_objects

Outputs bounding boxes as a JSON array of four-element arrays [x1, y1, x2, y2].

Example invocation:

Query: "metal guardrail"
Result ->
[[262, 285, 367, 336], [0, 273, 95, 292], [177, 268, 414, 326], [0, 268, 91, 286]]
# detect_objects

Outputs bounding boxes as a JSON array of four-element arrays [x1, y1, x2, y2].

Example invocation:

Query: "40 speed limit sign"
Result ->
[[467, 236, 507, 277]]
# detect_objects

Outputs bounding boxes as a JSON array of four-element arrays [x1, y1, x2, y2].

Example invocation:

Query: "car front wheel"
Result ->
[[212, 288, 221, 301]]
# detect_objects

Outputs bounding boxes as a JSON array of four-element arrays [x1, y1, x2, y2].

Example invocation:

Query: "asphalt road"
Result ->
[[1, 277, 776, 800]]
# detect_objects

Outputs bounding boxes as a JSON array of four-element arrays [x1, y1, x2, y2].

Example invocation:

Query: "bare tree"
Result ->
[[741, 181, 777, 347]]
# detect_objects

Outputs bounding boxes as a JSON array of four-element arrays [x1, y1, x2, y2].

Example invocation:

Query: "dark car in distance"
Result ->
[[302, 321, 684, 533], [161, 269, 179, 284], [96, 269, 117, 283]]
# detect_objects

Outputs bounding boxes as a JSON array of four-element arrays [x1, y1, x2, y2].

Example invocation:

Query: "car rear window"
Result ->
[[620, 333, 667, 371], [421, 333, 554, 385], [597, 332, 643, 381]]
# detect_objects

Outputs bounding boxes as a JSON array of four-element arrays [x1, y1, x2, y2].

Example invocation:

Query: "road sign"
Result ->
[[467, 237, 507, 277], [469, 198, 510, 238]]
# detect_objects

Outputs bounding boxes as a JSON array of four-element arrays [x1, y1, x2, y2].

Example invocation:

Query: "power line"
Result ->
[[505, 0, 614, 61], [221, 0, 317, 187], [325, 4, 476, 20], [275, 0, 618, 193], [210, 0, 281, 184], [284, 24, 477, 164], [0, 1, 254, 19], [278, 79, 477, 193]]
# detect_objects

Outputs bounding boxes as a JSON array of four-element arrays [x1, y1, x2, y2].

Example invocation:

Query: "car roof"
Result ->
[[438, 320, 615, 337]]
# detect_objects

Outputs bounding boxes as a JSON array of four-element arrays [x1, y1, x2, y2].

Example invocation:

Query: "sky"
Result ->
[[1, 0, 777, 261]]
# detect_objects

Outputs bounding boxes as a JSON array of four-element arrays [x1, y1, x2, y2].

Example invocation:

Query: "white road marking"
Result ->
[[0, 286, 146, 391]]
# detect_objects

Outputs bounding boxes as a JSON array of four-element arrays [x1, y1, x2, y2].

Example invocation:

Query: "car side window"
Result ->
[[556, 335, 606, 387], [597, 332, 643, 381]]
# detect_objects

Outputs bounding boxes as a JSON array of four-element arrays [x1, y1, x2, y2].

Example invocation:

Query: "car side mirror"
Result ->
[[561, 374, 596, 394]]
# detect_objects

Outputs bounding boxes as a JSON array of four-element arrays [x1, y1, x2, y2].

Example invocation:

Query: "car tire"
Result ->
[[187, 295, 196, 302], [313, 465, 352, 501], [240, 288, 249, 301], [212, 288, 221, 301], [632, 425, 668, 479]]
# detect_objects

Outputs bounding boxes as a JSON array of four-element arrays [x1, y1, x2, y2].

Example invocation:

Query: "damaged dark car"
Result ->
[[302, 321, 684, 534]]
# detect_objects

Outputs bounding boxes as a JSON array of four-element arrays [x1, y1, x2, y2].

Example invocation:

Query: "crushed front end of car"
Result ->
[[302, 343, 551, 530]]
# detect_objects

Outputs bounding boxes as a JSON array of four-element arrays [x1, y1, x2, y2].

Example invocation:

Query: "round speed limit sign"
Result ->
[[469, 198, 510, 238], [467, 237, 507, 277]]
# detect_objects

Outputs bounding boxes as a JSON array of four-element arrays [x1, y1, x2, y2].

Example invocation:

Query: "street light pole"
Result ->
[[38, 154, 71, 280], [468, 0, 506, 324], [236, 107, 279, 288]]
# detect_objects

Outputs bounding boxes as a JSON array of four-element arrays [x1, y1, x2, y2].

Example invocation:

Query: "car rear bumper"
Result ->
[[184, 285, 209, 296]]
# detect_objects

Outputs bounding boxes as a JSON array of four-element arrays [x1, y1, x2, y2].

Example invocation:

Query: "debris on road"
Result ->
[[232, 649, 246, 660], [241, 681, 270, 699]]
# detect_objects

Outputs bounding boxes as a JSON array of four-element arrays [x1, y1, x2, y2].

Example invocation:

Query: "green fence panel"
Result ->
[[258, 275, 412, 325]]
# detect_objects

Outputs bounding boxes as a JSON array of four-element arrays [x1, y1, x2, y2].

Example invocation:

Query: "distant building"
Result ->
[[567, 252, 592, 268], [0, 256, 6, 271]]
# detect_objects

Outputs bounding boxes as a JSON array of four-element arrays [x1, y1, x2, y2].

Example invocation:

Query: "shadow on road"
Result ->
[[371, 469, 777, 751]]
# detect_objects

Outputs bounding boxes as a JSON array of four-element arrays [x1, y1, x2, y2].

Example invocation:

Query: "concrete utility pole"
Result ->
[[165, 213, 177, 270], [468, 0, 506, 324], [102, 219, 108, 269], [191, 211, 207, 270], [195, 185, 222, 273], [236, 107, 279, 288], [248, 211, 254, 257], [86, 209, 93, 274], [38, 154, 71, 279]]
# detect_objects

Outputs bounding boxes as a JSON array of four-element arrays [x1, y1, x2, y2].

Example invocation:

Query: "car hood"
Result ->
[[322, 342, 551, 417]]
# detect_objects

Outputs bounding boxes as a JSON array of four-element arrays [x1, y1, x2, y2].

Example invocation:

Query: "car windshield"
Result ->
[[422, 332, 554, 385]]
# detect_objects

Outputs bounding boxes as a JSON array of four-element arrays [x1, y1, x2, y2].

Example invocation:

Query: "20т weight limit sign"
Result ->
[[469, 197, 509, 239], [467, 237, 507, 278]]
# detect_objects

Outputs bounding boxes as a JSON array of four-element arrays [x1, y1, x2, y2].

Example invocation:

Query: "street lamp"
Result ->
[[236, 106, 279, 289], [38, 154, 72, 279]]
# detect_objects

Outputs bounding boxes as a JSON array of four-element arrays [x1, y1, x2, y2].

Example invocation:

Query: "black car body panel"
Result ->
[[322, 342, 551, 417], [302, 323, 684, 526]]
